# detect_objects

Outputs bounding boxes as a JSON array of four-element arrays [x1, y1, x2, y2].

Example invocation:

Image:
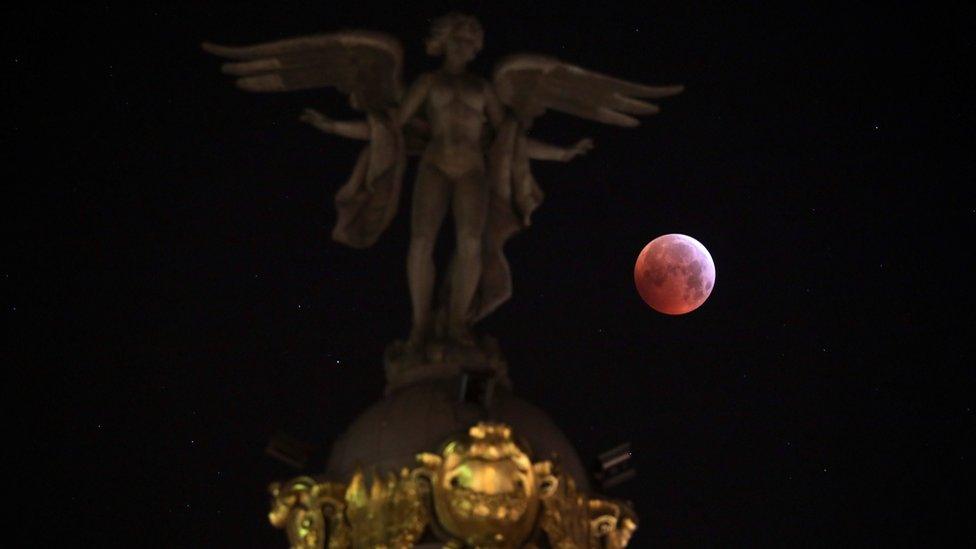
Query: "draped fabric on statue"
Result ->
[[331, 112, 407, 249], [472, 116, 544, 322], [331, 113, 542, 322]]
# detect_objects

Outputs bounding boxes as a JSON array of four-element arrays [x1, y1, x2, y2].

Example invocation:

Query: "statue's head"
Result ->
[[426, 13, 483, 63], [416, 422, 558, 547]]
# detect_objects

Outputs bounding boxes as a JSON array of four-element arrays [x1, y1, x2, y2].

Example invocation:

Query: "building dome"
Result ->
[[324, 377, 590, 492]]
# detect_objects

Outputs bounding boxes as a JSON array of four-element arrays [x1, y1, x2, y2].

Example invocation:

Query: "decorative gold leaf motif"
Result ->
[[268, 422, 636, 548], [340, 466, 430, 548], [268, 477, 346, 549], [540, 475, 639, 548], [540, 475, 592, 548]]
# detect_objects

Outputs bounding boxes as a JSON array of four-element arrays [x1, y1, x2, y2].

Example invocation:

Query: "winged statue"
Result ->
[[203, 13, 682, 354]]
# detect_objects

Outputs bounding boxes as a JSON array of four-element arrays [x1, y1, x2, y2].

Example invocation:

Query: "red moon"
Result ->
[[634, 234, 716, 315]]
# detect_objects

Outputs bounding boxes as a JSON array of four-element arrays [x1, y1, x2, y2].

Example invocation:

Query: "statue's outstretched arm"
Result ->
[[299, 108, 369, 140], [526, 137, 594, 162], [485, 81, 593, 162]]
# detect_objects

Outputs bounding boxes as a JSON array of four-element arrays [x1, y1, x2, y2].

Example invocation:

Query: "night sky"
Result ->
[[12, 2, 972, 546]]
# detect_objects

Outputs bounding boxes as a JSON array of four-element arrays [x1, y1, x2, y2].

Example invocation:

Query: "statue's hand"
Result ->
[[299, 108, 336, 133], [563, 138, 595, 161]]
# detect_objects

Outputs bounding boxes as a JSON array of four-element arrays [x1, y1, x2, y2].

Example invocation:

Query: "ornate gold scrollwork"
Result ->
[[539, 475, 638, 549], [268, 422, 637, 548], [268, 477, 346, 548]]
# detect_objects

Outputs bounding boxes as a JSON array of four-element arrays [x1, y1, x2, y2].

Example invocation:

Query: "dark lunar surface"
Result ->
[[636, 234, 715, 314], [10, 1, 972, 546]]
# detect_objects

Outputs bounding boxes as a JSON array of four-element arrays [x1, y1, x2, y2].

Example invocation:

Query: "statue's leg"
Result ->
[[448, 169, 490, 343], [407, 161, 451, 347]]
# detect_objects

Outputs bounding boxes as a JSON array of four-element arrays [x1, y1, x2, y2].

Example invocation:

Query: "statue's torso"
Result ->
[[422, 71, 488, 177]]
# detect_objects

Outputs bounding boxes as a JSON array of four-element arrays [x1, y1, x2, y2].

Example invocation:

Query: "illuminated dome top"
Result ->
[[325, 377, 591, 492]]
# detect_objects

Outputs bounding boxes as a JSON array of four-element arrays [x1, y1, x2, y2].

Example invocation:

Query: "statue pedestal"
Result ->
[[383, 334, 511, 396]]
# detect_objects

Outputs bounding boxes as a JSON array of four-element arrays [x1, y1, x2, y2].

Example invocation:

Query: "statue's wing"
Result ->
[[204, 31, 410, 250], [202, 31, 403, 111], [492, 54, 682, 127]]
